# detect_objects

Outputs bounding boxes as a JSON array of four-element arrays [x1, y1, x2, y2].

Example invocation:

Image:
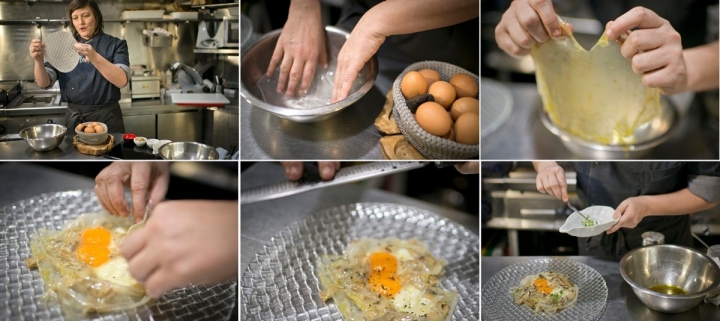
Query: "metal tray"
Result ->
[[0, 190, 236, 321], [241, 202, 479, 320]]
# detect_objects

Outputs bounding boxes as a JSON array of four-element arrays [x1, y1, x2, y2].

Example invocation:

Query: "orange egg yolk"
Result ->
[[533, 277, 552, 295], [368, 251, 401, 298], [76, 227, 111, 267]]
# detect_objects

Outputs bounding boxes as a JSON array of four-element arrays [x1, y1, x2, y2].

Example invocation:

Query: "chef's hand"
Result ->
[[281, 162, 340, 181], [29, 39, 45, 62], [266, 0, 327, 98], [606, 196, 651, 234], [95, 162, 170, 222], [121, 200, 238, 298], [74, 43, 98, 63], [606, 7, 686, 95], [534, 162, 568, 202], [494, 0, 564, 58], [454, 162, 479, 174], [331, 14, 385, 103]]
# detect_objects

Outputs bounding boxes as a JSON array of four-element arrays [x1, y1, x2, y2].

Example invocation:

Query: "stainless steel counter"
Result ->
[[0, 163, 97, 208], [240, 162, 479, 271], [0, 133, 124, 160], [482, 256, 720, 320], [481, 83, 719, 159]]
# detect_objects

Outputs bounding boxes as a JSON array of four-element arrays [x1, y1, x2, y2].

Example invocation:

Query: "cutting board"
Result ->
[[73, 135, 114, 156], [171, 93, 230, 107]]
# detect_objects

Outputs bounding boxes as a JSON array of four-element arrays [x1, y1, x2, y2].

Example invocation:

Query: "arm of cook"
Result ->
[[76, 39, 130, 88], [606, 163, 720, 234]]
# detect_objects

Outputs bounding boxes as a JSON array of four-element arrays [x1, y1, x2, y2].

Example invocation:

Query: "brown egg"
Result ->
[[94, 125, 105, 133], [450, 97, 480, 121], [443, 127, 455, 141], [401, 71, 428, 99], [84, 126, 96, 134], [415, 102, 452, 136], [76, 123, 85, 131], [450, 73, 478, 98], [428, 81, 456, 109], [454, 112, 479, 144], [418, 69, 440, 87], [91, 122, 100, 126]]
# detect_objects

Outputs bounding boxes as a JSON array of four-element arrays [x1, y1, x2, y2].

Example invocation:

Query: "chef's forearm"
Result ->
[[682, 41, 719, 93], [365, 0, 478, 37], [91, 56, 128, 88], [34, 61, 51, 88], [644, 188, 717, 216]]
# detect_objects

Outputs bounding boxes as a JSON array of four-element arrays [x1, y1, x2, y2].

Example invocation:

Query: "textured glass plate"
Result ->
[[482, 258, 607, 321], [241, 203, 479, 320], [0, 190, 237, 321]]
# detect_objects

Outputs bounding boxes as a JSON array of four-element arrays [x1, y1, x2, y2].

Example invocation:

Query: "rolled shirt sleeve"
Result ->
[[42, 64, 58, 89], [687, 163, 720, 203], [113, 39, 130, 88]]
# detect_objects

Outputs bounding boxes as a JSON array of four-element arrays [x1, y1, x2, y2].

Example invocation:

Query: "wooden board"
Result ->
[[73, 135, 114, 156], [379, 135, 426, 160], [374, 90, 400, 135]]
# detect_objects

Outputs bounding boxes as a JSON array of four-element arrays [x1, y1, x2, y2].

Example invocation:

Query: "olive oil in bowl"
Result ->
[[648, 284, 688, 295]]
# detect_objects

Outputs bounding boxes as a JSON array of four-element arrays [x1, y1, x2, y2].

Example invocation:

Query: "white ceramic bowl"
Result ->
[[146, 138, 159, 149], [560, 206, 618, 237], [134, 136, 147, 147]]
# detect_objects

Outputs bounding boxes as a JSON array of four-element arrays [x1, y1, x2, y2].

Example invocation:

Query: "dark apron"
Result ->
[[64, 102, 125, 133], [575, 162, 693, 260]]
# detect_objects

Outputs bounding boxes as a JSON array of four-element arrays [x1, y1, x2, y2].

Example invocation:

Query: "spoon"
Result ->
[[692, 233, 720, 258], [567, 202, 591, 221], [127, 200, 152, 235]]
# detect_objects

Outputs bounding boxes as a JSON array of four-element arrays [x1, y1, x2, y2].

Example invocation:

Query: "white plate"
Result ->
[[44, 31, 79, 73], [559, 206, 618, 237], [482, 258, 608, 321]]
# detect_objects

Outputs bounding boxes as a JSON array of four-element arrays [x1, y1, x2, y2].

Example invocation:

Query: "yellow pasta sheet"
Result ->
[[531, 24, 661, 144]]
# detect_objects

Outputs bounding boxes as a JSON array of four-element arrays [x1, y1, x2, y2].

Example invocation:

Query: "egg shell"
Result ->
[[94, 125, 105, 133], [443, 127, 455, 141], [91, 122, 100, 126], [428, 81, 456, 109], [415, 102, 452, 137], [76, 123, 85, 131], [418, 69, 440, 88], [401, 71, 428, 99], [450, 97, 479, 121], [449, 73, 478, 98], [454, 112, 479, 144], [84, 126, 96, 133]]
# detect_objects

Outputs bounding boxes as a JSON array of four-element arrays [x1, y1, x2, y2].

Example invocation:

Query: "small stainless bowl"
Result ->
[[19, 124, 67, 152], [158, 142, 219, 160], [620, 244, 720, 314], [241, 26, 378, 123], [541, 99, 678, 159]]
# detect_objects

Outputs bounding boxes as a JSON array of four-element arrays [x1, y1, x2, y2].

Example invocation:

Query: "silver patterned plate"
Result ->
[[241, 203, 480, 320], [0, 190, 237, 321], [482, 258, 608, 321]]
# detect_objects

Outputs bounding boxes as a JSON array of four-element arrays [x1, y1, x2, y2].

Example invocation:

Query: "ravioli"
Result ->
[[509, 272, 578, 314], [531, 22, 661, 144], [316, 238, 457, 320]]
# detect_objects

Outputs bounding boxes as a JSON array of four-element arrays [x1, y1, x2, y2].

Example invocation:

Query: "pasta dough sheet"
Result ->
[[531, 24, 661, 144]]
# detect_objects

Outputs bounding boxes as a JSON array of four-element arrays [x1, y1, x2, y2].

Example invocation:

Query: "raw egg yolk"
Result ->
[[533, 277, 552, 295], [76, 227, 111, 267], [368, 252, 401, 298]]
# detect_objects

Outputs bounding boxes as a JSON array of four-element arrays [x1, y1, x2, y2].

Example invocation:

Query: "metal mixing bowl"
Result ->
[[158, 142, 219, 160], [620, 244, 720, 313], [540, 98, 678, 159], [241, 26, 378, 122], [19, 124, 66, 152]]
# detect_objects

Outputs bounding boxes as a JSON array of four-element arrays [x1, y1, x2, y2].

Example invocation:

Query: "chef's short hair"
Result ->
[[68, 0, 104, 38]]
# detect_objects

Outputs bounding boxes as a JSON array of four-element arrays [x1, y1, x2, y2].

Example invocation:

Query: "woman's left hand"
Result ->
[[74, 43, 98, 63], [606, 196, 651, 234], [605, 7, 687, 95], [331, 15, 386, 103]]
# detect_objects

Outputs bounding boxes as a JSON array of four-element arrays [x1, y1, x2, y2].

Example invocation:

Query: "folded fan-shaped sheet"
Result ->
[[531, 23, 661, 144]]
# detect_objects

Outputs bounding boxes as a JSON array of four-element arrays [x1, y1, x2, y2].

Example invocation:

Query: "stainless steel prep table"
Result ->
[[482, 256, 720, 320], [481, 83, 718, 159], [0, 163, 96, 208], [240, 162, 479, 271]]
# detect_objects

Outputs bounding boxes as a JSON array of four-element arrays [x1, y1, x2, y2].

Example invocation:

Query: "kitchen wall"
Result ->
[[0, 1, 236, 87]]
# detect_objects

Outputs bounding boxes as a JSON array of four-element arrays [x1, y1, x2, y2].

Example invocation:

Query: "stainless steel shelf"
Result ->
[[193, 48, 238, 55]]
